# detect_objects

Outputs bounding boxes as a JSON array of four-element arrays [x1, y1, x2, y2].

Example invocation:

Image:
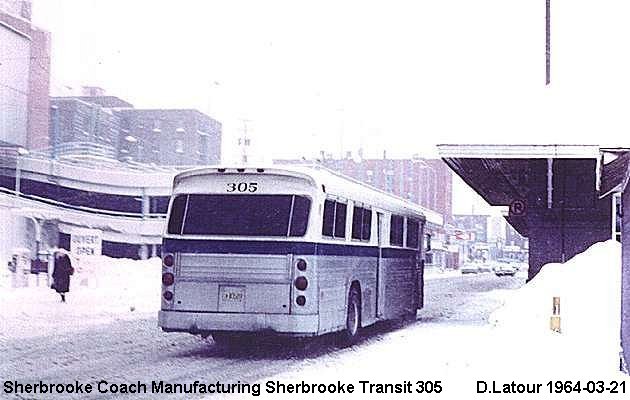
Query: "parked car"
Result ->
[[477, 263, 492, 273], [494, 262, 518, 276], [460, 264, 479, 274]]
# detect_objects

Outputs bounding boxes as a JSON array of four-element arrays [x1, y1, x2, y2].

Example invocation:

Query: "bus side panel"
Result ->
[[316, 254, 377, 334], [380, 248, 416, 319]]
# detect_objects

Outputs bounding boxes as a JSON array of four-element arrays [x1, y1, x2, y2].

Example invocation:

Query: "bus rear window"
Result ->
[[167, 194, 311, 236]]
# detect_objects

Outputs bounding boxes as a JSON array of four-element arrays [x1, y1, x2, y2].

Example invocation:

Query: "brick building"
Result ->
[[50, 97, 123, 157], [117, 109, 221, 166], [276, 154, 452, 223], [49, 96, 222, 166]]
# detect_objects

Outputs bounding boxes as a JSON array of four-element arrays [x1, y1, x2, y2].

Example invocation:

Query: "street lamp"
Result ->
[[15, 147, 29, 197]]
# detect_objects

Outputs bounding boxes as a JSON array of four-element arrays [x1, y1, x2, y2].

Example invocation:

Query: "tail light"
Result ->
[[296, 259, 307, 271], [296, 295, 306, 306], [163, 291, 173, 301], [294, 276, 308, 291], [163, 253, 174, 267], [162, 272, 174, 286]]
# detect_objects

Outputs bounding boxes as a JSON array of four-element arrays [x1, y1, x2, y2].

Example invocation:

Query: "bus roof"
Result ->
[[173, 164, 443, 225]]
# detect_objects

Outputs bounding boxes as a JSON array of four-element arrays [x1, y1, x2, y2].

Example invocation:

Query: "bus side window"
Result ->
[[322, 199, 335, 236], [406, 218, 419, 249], [334, 202, 347, 238], [289, 196, 311, 237], [167, 195, 188, 234], [362, 208, 372, 241], [351, 205, 363, 240], [390, 215, 404, 247]]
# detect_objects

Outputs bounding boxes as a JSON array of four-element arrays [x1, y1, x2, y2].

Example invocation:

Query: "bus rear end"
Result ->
[[158, 168, 319, 337]]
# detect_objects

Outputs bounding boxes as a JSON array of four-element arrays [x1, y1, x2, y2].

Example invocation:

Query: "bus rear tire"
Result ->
[[339, 286, 361, 346]]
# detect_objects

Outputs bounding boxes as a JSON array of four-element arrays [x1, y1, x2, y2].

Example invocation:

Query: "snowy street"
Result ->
[[0, 270, 524, 399]]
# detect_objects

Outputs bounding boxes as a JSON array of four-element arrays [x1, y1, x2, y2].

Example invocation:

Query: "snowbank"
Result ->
[[490, 240, 622, 373], [0, 256, 161, 340]]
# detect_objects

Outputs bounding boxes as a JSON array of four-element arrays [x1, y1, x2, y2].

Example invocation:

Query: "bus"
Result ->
[[158, 165, 432, 344]]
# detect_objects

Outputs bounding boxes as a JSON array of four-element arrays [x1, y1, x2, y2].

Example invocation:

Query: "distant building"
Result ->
[[276, 154, 453, 222], [49, 96, 222, 166], [71, 96, 134, 109], [50, 97, 123, 157], [80, 86, 106, 97], [505, 223, 528, 248], [0, 0, 51, 150], [452, 214, 489, 243], [117, 109, 221, 166]]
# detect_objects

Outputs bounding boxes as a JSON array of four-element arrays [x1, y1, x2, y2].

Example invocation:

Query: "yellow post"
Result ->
[[550, 296, 561, 333]]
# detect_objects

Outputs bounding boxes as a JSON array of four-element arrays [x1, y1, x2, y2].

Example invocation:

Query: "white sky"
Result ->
[[30, 0, 630, 215]]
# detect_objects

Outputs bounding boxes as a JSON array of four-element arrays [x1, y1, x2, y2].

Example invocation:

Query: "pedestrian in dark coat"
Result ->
[[52, 251, 74, 302]]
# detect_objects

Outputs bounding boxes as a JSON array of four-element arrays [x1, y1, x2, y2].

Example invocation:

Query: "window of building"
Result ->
[[390, 215, 404, 247], [175, 140, 184, 153], [385, 174, 394, 192], [153, 119, 161, 132]]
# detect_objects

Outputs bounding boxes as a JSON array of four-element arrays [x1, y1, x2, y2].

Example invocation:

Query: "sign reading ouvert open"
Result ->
[[70, 228, 103, 257]]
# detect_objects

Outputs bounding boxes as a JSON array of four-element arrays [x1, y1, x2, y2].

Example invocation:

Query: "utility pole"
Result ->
[[238, 119, 252, 164], [546, 0, 551, 85]]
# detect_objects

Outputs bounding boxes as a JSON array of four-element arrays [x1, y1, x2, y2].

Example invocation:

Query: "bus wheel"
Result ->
[[340, 286, 361, 346]]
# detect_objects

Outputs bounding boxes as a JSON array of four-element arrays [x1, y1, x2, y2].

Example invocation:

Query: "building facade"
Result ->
[[0, 0, 50, 264], [276, 155, 452, 223], [117, 109, 221, 166], [50, 97, 123, 157], [49, 96, 222, 167], [0, 0, 51, 150]]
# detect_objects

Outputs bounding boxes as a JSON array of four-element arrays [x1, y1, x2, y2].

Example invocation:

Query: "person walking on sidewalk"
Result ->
[[51, 250, 74, 302]]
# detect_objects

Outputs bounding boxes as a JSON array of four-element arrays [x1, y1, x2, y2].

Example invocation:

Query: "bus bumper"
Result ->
[[158, 310, 319, 336]]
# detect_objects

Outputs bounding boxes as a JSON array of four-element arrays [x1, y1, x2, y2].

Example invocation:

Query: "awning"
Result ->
[[437, 144, 602, 236]]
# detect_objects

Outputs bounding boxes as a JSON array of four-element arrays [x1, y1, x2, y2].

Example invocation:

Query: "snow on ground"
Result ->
[[0, 258, 459, 343], [235, 241, 626, 400], [423, 267, 462, 280], [1, 241, 626, 399], [0, 255, 160, 341]]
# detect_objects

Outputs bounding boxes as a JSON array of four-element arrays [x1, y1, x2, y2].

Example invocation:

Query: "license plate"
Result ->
[[218, 286, 245, 312]]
